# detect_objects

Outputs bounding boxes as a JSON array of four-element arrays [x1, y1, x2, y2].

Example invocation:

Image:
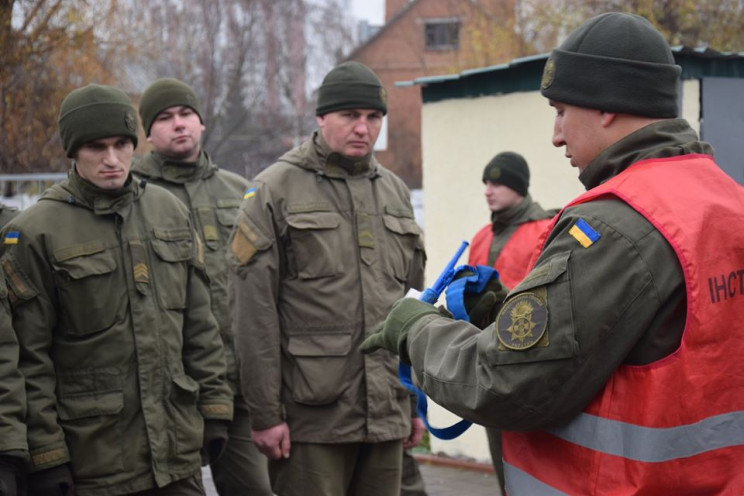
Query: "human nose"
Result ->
[[352, 119, 369, 136], [102, 146, 119, 166], [552, 117, 565, 148]]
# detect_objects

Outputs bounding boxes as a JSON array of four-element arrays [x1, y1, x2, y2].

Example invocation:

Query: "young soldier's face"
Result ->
[[484, 181, 523, 213], [316, 109, 382, 158], [147, 105, 204, 162], [74, 136, 134, 190]]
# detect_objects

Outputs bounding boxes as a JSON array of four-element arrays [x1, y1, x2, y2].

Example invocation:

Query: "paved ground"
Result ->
[[203, 460, 502, 495]]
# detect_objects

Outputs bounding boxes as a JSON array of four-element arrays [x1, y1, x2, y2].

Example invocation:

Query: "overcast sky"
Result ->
[[350, 0, 384, 24]]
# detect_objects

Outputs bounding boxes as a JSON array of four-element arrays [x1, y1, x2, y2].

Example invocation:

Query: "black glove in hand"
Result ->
[[0, 455, 21, 496], [201, 420, 229, 466], [360, 298, 441, 364], [463, 276, 508, 330], [26, 464, 74, 496]]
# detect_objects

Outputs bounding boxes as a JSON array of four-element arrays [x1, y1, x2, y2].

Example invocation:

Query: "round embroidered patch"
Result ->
[[496, 292, 548, 350], [541, 58, 555, 89]]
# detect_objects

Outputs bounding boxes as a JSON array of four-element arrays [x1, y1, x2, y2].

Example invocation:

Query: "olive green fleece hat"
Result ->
[[540, 12, 681, 118], [138, 78, 203, 136], [58, 84, 139, 158], [316, 61, 388, 116], [482, 151, 529, 196]]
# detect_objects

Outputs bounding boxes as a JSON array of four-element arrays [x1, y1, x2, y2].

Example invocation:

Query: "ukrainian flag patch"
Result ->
[[3, 232, 19, 245], [243, 187, 256, 200], [569, 218, 600, 248]]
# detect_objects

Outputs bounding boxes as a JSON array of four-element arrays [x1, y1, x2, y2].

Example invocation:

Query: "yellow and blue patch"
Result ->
[[3, 232, 19, 245], [243, 187, 256, 200], [569, 218, 600, 248]]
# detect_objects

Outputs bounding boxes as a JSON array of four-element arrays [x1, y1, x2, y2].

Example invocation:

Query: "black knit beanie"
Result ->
[[139, 78, 203, 136], [540, 12, 681, 118], [316, 61, 387, 116], [58, 84, 139, 158], [482, 152, 529, 196]]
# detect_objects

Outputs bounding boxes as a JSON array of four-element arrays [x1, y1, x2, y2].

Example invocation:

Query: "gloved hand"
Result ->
[[0, 455, 21, 496], [201, 420, 229, 466], [26, 463, 74, 496], [460, 273, 508, 330], [360, 298, 440, 364]]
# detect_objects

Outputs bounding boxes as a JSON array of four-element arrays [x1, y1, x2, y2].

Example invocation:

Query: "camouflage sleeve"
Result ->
[[0, 226, 70, 470], [227, 182, 285, 430], [406, 200, 683, 430], [181, 228, 233, 421]]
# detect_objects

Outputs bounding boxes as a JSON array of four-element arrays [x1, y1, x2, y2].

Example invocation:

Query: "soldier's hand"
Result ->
[[464, 276, 508, 330], [403, 417, 426, 450], [26, 463, 74, 496], [252, 423, 291, 460], [201, 420, 230, 466], [360, 298, 440, 364]]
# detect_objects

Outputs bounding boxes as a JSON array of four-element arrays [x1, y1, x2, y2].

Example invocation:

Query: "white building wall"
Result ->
[[419, 79, 701, 462]]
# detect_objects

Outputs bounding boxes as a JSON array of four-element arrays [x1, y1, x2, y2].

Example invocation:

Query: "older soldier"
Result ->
[[363, 12, 744, 494], [228, 61, 426, 496], [0, 84, 232, 496], [0, 203, 25, 496], [133, 78, 271, 495]]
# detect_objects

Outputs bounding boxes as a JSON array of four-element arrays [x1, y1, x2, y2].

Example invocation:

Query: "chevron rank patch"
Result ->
[[569, 218, 600, 248]]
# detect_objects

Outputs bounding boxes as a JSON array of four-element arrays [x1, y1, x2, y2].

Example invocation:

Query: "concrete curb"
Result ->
[[413, 453, 495, 474]]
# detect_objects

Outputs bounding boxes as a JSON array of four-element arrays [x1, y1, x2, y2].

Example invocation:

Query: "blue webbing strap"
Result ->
[[445, 265, 499, 322], [398, 264, 499, 440]]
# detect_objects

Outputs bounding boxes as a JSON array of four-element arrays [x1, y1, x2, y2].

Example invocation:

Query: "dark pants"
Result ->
[[486, 427, 506, 493], [210, 396, 272, 495], [270, 440, 403, 496], [400, 450, 427, 496], [129, 473, 204, 496]]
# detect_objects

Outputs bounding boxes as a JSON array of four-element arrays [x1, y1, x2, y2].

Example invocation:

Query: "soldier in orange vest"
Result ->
[[363, 12, 744, 495], [468, 152, 554, 491]]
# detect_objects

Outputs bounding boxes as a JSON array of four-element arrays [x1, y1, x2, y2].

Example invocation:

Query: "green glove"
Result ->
[[460, 273, 508, 330], [201, 420, 230, 466], [360, 298, 440, 364]]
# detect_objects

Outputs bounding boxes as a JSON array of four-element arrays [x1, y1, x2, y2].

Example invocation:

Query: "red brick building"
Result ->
[[348, 0, 525, 188]]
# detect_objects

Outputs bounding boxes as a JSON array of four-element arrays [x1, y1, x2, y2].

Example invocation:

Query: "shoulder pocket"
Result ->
[[286, 211, 342, 279], [287, 333, 352, 405], [230, 215, 273, 266], [486, 251, 577, 366]]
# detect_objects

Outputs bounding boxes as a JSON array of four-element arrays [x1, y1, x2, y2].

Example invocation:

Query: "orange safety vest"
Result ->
[[503, 155, 744, 495], [469, 220, 552, 289]]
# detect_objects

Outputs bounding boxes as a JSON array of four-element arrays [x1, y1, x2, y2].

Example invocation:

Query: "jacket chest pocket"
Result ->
[[197, 203, 240, 251], [287, 333, 353, 405], [150, 228, 192, 310], [53, 243, 122, 336], [286, 211, 342, 279], [381, 211, 421, 283]]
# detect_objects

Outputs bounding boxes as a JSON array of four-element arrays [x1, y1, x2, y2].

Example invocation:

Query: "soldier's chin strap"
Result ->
[[397, 240, 498, 440]]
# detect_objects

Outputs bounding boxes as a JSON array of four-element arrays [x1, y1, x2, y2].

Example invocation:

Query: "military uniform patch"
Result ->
[[380, 87, 388, 107], [124, 110, 137, 132], [496, 292, 548, 350], [569, 218, 600, 248], [541, 58, 555, 89]]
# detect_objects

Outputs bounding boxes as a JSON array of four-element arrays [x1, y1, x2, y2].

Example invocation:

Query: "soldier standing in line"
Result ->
[[228, 61, 426, 496], [0, 84, 233, 496], [0, 203, 25, 496], [133, 78, 272, 496]]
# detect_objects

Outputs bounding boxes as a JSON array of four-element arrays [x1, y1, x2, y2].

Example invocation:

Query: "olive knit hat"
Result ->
[[58, 84, 139, 158], [540, 12, 681, 118], [482, 152, 530, 196], [138, 78, 203, 136], [316, 61, 387, 116]]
